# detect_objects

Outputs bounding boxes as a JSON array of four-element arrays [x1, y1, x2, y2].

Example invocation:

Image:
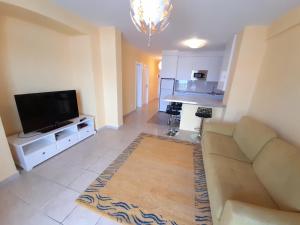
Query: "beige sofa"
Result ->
[[202, 116, 300, 225]]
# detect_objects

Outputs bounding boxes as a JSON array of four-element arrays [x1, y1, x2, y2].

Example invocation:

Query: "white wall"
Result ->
[[221, 40, 234, 72]]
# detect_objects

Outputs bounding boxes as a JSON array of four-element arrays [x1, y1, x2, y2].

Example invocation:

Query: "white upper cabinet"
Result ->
[[160, 55, 178, 78], [176, 56, 223, 81], [160, 50, 224, 81]]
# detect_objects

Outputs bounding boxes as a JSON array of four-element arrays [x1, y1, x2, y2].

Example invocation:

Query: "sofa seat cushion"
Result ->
[[204, 154, 278, 221], [202, 132, 250, 163]]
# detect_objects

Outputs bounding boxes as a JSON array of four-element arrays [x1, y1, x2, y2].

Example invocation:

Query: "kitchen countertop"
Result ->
[[163, 94, 226, 108]]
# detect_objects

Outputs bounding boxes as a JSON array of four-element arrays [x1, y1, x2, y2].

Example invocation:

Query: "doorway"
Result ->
[[136, 63, 149, 108]]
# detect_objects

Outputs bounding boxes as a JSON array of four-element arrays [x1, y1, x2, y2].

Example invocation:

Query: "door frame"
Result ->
[[136, 62, 143, 109], [143, 65, 150, 105]]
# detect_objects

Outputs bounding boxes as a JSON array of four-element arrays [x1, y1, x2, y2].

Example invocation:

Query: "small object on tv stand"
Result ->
[[78, 123, 88, 129], [80, 117, 86, 122]]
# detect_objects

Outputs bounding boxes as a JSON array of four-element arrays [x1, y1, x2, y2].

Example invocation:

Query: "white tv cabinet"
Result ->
[[7, 116, 96, 171]]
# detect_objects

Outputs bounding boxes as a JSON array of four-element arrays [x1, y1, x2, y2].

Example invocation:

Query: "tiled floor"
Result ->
[[0, 100, 198, 225]]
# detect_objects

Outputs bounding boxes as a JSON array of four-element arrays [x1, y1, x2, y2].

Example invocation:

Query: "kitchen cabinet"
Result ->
[[160, 55, 178, 78], [176, 56, 223, 81]]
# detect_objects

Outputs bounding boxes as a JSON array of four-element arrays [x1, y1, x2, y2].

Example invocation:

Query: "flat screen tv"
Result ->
[[15, 90, 79, 134]]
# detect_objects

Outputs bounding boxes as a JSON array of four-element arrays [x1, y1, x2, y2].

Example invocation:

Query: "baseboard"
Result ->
[[124, 109, 137, 117], [0, 171, 19, 187], [105, 125, 123, 130], [97, 124, 123, 131]]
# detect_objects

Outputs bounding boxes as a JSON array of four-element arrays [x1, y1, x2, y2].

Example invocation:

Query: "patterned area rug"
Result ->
[[77, 133, 212, 225]]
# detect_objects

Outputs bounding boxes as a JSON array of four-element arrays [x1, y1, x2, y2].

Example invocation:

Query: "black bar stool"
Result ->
[[166, 103, 181, 136], [170, 102, 182, 124], [195, 107, 212, 138], [170, 102, 182, 111]]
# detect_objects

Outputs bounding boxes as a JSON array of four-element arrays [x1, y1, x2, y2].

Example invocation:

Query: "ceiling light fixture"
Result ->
[[130, 0, 173, 47], [182, 38, 207, 49]]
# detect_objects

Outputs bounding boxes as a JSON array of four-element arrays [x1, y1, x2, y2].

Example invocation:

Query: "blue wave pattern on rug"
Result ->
[[194, 146, 212, 224], [77, 133, 212, 225]]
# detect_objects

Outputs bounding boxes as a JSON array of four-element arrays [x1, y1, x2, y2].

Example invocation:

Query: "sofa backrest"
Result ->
[[233, 116, 277, 161], [253, 138, 300, 211]]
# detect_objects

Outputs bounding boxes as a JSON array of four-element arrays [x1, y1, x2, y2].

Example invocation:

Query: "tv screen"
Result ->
[[15, 90, 79, 133]]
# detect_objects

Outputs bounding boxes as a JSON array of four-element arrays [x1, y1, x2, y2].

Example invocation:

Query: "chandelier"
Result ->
[[130, 0, 173, 46]]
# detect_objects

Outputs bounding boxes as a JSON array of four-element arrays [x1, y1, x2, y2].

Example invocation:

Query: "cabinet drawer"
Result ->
[[56, 133, 78, 151], [79, 127, 94, 141], [25, 144, 57, 167]]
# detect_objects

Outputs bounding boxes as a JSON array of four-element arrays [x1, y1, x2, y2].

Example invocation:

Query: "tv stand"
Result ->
[[7, 116, 96, 171], [39, 120, 73, 133]]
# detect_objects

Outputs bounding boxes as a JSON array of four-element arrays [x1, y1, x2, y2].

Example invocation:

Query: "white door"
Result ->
[[136, 63, 143, 108], [143, 65, 149, 105]]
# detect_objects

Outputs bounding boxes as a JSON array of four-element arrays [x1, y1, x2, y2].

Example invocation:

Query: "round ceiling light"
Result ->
[[182, 38, 207, 49]]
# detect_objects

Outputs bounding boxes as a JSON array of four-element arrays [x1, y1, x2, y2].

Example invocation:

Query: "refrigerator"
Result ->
[[159, 78, 175, 112]]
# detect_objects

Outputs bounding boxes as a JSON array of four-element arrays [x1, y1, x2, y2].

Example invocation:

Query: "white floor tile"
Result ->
[[68, 170, 99, 193], [87, 157, 112, 174], [33, 161, 85, 187], [96, 217, 120, 225], [42, 188, 79, 223], [63, 206, 100, 225], [7, 173, 66, 209], [63, 150, 100, 170], [0, 189, 59, 225]]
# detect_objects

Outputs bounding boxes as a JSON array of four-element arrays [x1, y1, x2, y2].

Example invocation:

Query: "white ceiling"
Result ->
[[53, 0, 300, 55]]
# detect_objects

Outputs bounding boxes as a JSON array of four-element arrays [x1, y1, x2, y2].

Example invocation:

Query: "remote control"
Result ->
[[80, 117, 86, 122]]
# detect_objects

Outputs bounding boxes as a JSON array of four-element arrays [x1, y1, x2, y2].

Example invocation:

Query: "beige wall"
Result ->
[[0, 16, 101, 134], [122, 38, 159, 115], [0, 1, 127, 134], [89, 32, 106, 128], [69, 35, 98, 119], [0, 1, 158, 135], [248, 8, 300, 146], [0, 116, 17, 182], [0, 1, 131, 181], [224, 26, 267, 122], [0, 0, 95, 34], [100, 27, 123, 127]]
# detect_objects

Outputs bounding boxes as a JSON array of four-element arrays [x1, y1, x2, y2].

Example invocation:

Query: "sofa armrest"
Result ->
[[204, 122, 236, 136], [220, 200, 300, 225]]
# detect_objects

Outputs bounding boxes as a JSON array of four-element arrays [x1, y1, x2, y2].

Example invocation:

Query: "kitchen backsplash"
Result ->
[[175, 80, 223, 94]]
